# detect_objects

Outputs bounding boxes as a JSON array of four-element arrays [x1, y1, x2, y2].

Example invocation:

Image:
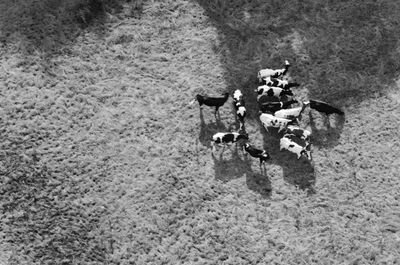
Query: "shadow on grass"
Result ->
[[308, 111, 346, 148], [198, 108, 272, 197], [246, 172, 272, 198], [212, 144, 272, 197], [195, 0, 400, 191], [195, 0, 400, 137], [260, 125, 315, 193], [198, 108, 231, 147], [0, 0, 145, 54], [212, 148, 250, 181]]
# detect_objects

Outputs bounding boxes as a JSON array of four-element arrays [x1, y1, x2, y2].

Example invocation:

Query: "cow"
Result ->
[[274, 101, 309, 120], [260, 76, 300, 89], [285, 125, 311, 144], [231, 89, 246, 130], [243, 143, 270, 168], [308, 100, 344, 116], [235, 105, 246, 130], [257, 60, 290, 82], [280, 135, 311, 160], [259, 99, 298, 113], [211, 132, 249, 154], [255, 85, 293, 98], [232, 89, 243, 104], [195, 93, 230, 116], [259, 113, 292, 133]]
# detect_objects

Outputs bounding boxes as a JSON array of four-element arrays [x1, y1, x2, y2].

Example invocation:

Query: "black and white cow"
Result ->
[[235, 105, 246, 130], [232, 89, 243, 104], [232, 89, 246, 130], [260, 76, 300, 89], [274, 101, 309, 120], [196, 93, 230, 115], [259, 99, 298, 113], [211, 132, 249, 154], [285, 125, 311, 144], [259, 113, 292, 133], [243, 143, 270, 168], [255, 85, 294, 98], [280, 135, 310, 160], [257, 60, 290, 82]]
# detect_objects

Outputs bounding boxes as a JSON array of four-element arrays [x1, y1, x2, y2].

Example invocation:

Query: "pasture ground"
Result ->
[[1, 0, 400, 264]]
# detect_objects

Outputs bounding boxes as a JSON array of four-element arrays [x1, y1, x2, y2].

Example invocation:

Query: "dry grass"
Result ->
[[1, 0, 400, 264]]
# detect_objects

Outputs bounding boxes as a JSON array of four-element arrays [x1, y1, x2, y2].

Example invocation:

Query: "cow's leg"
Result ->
[[323, 114, 331, 128], [238, 121, 244, 132], [221, 144, 226, 154], [242, 146, 247, 156], [211, 141, 216, 155]]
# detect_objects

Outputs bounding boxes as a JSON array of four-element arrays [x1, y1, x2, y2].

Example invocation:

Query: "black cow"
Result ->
[[308, 99, 344, 116], [196, 93, 230, 115]]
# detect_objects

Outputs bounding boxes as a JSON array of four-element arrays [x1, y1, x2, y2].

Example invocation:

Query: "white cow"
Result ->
[[257, 60, 290, 82], [232, 89, 243, 104], [274, 102, 309, 120], [280, 135, 310, 160], [259, 113, 291, 133]]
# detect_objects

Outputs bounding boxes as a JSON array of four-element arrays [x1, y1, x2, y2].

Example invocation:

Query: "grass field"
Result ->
[[1, 0, 400, 264]]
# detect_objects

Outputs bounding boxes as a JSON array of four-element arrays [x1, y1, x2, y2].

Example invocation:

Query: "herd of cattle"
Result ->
[[193, 60, 344, 168]]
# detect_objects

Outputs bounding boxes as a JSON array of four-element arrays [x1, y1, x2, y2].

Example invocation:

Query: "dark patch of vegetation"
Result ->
[[196, 0, 400, 105], [0, 0, 144, 53]]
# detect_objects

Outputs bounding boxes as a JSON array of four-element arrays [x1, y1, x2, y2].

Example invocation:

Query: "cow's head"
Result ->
[[255, 86, 264, 94], [300, 149, 311, 160]]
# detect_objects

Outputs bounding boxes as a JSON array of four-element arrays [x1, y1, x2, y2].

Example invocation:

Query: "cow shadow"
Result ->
[[198, 108, 231, 148], [193, 0, 400, 193], [198, 107, 272, 197], [212, 145, 272, 197], [259, 123, 316, 193], [246, 171, 272, 198], [212, 147, 250, 182], [308, 111, 346, 148]]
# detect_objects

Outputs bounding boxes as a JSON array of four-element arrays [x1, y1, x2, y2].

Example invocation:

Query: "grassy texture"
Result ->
[[1, 0, 400, 264]]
